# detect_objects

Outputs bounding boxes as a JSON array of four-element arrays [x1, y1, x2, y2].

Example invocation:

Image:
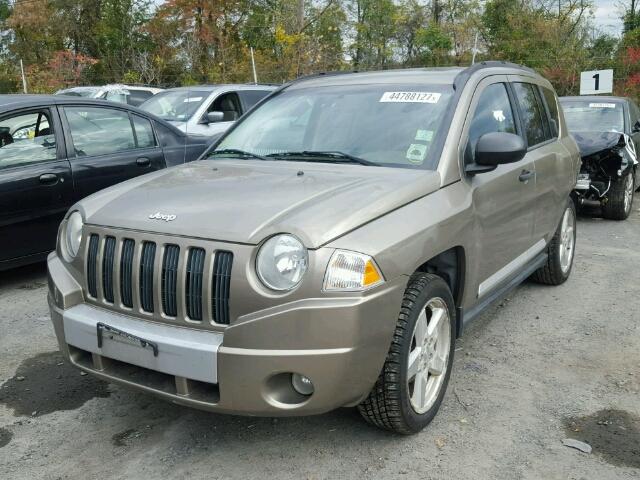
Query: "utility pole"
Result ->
[[471, 32, 479, 65], [296, 0, 304, 31], [296, 0, 304, 77], [19, 59, 27, 93], [250, 47, 258, 84], [433, 0, 441, 24]]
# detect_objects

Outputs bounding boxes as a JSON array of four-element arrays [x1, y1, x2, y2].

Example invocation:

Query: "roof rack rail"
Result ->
[[453, 60, 538, 90]]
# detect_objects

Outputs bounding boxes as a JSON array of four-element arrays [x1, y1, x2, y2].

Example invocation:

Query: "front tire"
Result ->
[[358, 273, 455, 434], [602, 171, 634, 220]]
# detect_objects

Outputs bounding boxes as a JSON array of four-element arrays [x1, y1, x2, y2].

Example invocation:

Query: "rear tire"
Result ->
[[358, 273, 455, 434], [531, 198, 576, 285], [602, 172, 634, 220]]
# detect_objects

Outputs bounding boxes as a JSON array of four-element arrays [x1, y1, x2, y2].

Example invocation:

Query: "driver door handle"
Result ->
[[519, 169, 535, 183], [136, 157, 151, 167]]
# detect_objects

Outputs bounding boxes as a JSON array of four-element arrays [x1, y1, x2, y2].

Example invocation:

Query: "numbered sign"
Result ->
[[580, 69, 613, 95]]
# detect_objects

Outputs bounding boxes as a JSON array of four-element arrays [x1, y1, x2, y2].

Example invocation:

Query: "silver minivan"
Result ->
[[139, 84, 276, 137]]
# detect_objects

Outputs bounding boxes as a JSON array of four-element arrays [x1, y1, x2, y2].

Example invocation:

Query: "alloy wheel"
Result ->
[[407, 297, 451, 414]]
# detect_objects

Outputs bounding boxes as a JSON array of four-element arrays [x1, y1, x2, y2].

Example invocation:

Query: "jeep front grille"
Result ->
[[85, 233, 233, 325]]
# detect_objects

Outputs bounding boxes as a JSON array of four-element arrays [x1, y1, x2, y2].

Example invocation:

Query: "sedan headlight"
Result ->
[[62, 211, 83, 260], [256, 234, 308, 291], [323, 250, 384, 291]]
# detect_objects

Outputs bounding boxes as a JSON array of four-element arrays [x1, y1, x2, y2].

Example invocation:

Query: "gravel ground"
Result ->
[[1, 207, 639, 480]]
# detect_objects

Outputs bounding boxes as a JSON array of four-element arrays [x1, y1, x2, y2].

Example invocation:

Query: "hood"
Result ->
[[79, 160, 441, 248], [572, 131, 625, 158]]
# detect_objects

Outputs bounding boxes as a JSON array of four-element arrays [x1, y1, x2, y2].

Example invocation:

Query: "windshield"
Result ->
[[139, 90, 209, 122], [561, 100, 625, 133], [57, 88, 101, 98], [211, 84, 454, 169]]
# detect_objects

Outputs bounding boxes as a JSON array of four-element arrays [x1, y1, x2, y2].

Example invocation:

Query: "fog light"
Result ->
[[291, 373, 314, 396]]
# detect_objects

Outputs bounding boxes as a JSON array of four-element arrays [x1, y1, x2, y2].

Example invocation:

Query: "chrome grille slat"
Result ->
[[87, 234, 99, 298], [212, 251, 233, 325], [84, 230, 232, 327], [140, 242, 156, 313], [120, 239, 135, 308], [161, 245, 180, 317], [102, 236, 116, 303], [185, 248, 205, 321]]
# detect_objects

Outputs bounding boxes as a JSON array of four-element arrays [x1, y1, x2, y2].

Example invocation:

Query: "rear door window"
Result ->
[[65, 107, 136, 157], [513, 82, 548, 147]]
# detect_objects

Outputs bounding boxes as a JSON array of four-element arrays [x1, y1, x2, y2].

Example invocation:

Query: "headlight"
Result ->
[[323, 250, 384, 291], [256, 234, 308, 291], [63, 211, 83, 260]]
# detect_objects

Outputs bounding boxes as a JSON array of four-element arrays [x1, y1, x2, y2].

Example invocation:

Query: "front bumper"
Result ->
[[48, 252, 407, 416]]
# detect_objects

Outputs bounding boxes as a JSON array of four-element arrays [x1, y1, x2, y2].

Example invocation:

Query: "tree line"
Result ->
[[0, 0, 638, 100]]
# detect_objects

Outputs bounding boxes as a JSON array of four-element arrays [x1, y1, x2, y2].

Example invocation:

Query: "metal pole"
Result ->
[[20, 59, 27, 93], [471, 32, 479, 65], [250, 47, 258, 84]]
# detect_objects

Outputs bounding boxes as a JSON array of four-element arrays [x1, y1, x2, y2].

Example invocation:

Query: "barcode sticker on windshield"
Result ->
[[380, 92, 441, 103], [183, 97, 203, 103], [589, 103, 616, 108]]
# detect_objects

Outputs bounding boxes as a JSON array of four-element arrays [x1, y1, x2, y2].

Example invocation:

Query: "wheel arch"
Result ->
[[414, 246, 466, 337]]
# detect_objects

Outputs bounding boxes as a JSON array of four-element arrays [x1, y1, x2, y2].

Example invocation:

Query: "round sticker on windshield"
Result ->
[[406, 144, 428, 164]]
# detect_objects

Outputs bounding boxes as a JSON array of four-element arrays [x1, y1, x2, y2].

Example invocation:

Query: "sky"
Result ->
[[593, 0, 624, 35]]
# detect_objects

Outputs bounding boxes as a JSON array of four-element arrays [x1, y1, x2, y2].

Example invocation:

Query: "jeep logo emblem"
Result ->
[[148, 212, 176, 222]]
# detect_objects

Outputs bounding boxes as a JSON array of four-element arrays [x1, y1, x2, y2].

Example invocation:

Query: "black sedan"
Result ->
[[0, 95, 212, 270]]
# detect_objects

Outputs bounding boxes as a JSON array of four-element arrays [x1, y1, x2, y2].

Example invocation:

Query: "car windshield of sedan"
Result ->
[[561, 101, 625, 133], [210, 83, 454, 169], [139, 90, 209, 122]]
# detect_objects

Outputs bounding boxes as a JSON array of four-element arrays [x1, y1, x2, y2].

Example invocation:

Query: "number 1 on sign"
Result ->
[[593, 73, 600, 91]]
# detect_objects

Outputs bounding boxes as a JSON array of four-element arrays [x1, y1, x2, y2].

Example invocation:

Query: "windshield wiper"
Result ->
[[267, 150, 378, 166], [208, 148, 268, 161]]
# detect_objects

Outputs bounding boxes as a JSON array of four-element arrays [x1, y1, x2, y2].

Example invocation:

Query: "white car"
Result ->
[[55, 84, 164, 107], [138, 84, 276, 137]]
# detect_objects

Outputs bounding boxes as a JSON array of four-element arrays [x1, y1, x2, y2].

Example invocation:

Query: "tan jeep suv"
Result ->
[[48, 62, 580, 433]]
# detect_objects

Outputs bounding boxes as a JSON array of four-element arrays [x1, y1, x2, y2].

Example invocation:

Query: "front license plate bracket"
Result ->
[[96, 322, 159, 357]]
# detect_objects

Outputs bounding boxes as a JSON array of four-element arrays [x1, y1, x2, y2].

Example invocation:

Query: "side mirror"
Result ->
[[203, 111, 224, 124], [466, 132, 527, 175]]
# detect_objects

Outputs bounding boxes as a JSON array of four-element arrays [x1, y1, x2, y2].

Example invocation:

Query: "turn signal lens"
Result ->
[[323, 250, 384, 291]]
